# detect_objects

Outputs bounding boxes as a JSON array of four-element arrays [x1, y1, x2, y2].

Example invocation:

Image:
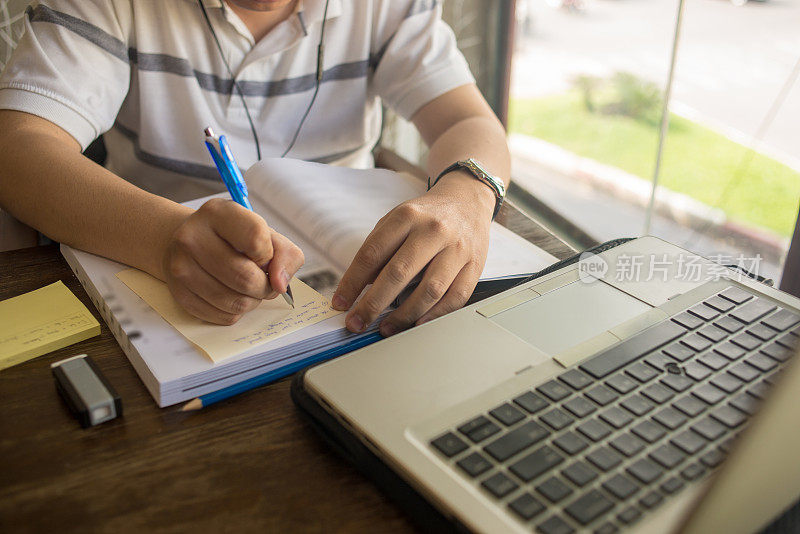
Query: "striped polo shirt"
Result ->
[[0, 0, 474, 201]]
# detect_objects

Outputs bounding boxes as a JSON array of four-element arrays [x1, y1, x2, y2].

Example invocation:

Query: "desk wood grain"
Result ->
[[0, 220, 573, 533]]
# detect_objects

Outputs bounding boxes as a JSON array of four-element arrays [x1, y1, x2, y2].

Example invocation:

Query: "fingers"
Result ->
[[265, 232, 305, 294], [378, 249, 463, 336], [344, 231, 441, 333], [173, 220, 270, 299], [199, 198, 275, 265], [332, 213, 412, 312], [415, 261, 482, 326], [168, 275, 244, 326]]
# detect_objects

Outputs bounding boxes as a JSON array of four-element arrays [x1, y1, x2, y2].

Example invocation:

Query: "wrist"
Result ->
[[431, 169, 500, 220]]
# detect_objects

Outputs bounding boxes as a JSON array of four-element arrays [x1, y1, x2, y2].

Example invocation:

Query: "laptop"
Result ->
[[293, 236, 800, 533]]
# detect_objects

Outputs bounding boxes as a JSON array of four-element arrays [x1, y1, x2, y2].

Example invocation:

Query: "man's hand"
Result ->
[[332, 172, 494, 336], [163, 198, 304, 325]]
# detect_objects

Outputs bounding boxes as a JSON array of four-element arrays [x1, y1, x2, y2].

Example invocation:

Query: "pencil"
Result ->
[[179, 330, 383, 411]]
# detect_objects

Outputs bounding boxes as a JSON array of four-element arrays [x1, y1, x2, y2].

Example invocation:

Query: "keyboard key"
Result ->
[[730, 392, 760, 415], [711, 373, 744, 394], [698, 324, 727, 343], [691, 417, 727, 441], [731, 333, 761, 351], [536, 515, 575, 534], [536, 476, 573, 503], [688, 304, 719, 321], [482, 471, 518, 498], [594, 522, 619, 534], [466, 421, 502, 443], [660, 476, 685, 494], [537, 380, 573, 402], [710, 406, 747, 428], [719, 437, 737, 455], [553, 432, 590, 455], [609, 433, 645, 457], [631, 420, 667, 443], [617, 506, 642, 525], [670, 430, 707, 455], [509, 445, 564, 482], [704, 296, 735, 312], [776, 332, 799, 350], [714, 341, 746, 360], [682, 334, 712, 353], [576, 419, 613, 442], [626, 362, 659, 383], [652, 407, 687, 430], [559, 369, 593, 390], [586, 447, 623, 472], [673, 312, 704, 330], [649, 444, 686, 469], [762, 308, 800, 332], [490, 403, 526, 426], [431, 432, 468, 457], [747, 324, 778, 342], [714, 316, 745, 334], [641, 383, 675, 404], [564, 489, 614, 526], [693, 384, 726, 405], [514, 391, 549, 414], [602, 473, 640, 500], [585, 385, 618, 406], [620, 395, 655, 416], [562, 461, 598, 487], [484, 421, 550, 461], [719, 286, 753, 305], [700, 449, 725, 468], [745, 353, 778, 372], [645, 352, 677, 371], [681, 463, 707, 481], [672, 396, 707, 418], [541, 408, 575, 430], [599, 407, 633, 429], [509, 492, 545, 520], [747, 380, 771, 400], [458, 415, 492, 436], [730, 298, 777, 324], [639, 490, 664, 509], [457, 452, 493, 477], [760, 342, 793, 363], [562, 397, 597, 419], [727, 363, 760, 383], [698, 352, 729, 371], [605, 373, 638, 394], [663, 342, 695, 362], [626, 458, 663, 484], [580, 321, 685, 379], [684, 361, 712, 382], [661, 373, 693, 393]]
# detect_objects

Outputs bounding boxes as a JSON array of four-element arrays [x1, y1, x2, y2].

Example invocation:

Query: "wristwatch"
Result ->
[[428, 158, 506, 220]]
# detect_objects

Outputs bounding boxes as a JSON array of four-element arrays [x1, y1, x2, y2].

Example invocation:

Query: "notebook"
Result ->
[[62, 158, 557, 407]]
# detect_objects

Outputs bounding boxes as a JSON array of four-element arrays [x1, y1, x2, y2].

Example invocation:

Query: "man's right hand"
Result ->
[[162, 198, 304, 325]]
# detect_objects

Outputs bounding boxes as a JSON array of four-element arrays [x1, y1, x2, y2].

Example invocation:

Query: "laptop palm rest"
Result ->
[[488, 280, 651, 356]]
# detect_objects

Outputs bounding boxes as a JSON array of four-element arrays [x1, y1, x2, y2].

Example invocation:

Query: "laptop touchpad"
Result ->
[[489, 280, 651, 356]]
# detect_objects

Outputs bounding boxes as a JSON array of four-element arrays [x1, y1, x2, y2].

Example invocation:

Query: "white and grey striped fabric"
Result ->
[[0, 0, 474, 201]]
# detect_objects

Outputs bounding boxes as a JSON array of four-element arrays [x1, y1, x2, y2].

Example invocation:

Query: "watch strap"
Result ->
[[428, 159, 506, 220]]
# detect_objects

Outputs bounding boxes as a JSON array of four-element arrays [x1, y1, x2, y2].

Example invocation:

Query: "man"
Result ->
[[0, 0, 510, 337]]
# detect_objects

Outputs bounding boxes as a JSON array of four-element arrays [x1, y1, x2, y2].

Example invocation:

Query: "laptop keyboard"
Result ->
[[429, 286, 799, 533]]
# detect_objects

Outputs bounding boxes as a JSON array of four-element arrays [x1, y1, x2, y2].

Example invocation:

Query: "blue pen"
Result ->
[[204, 126, 294, 307], [180, 330, 384, 411]]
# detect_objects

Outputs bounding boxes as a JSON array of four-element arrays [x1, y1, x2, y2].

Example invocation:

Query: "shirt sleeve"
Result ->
[[370, 0, 476, 121], [0, 0, 132, 150]]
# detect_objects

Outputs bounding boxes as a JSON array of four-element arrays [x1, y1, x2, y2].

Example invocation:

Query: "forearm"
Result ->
[[425, 114, 510, 218], [0, 111, 190, 279]]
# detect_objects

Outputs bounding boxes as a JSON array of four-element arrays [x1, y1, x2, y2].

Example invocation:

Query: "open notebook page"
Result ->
[[244, 158, 557, 277]]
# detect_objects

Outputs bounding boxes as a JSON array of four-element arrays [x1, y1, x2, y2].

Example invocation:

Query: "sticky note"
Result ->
[[115, 269, 341, 363], [0, 281, 101, 371]]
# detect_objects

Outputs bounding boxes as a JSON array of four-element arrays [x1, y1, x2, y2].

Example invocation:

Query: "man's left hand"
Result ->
[[332, 173, 495, 336]]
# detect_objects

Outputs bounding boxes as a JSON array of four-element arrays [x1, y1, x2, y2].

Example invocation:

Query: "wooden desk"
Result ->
[[0, 212, 574, 532]]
